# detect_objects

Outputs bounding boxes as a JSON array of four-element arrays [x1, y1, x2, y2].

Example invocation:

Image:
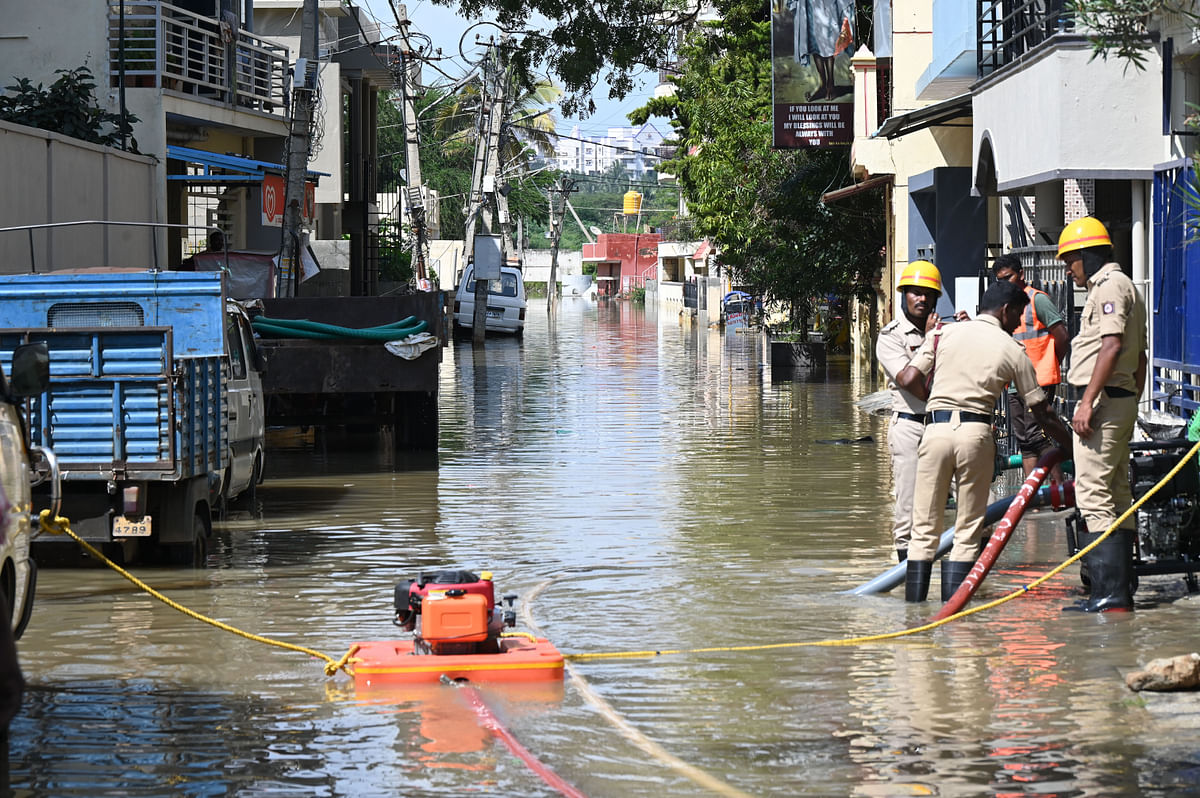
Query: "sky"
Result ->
[[358, 0, 661, 136]]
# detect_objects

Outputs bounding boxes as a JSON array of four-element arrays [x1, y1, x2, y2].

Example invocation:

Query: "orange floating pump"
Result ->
[[352, 569, 564, 685]]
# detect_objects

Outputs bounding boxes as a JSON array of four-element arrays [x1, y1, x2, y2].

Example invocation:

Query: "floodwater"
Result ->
[[12, 299, 1200, 797]]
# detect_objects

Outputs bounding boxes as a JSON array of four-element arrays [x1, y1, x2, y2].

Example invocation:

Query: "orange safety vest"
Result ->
[[1013, 285, 1060, 386]]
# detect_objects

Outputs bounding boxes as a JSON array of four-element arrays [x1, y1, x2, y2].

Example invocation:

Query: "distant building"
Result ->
[[552, 123, 665, 176]]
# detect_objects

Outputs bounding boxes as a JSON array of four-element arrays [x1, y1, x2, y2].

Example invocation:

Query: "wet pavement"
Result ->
[[12, 298, 1200, 796]]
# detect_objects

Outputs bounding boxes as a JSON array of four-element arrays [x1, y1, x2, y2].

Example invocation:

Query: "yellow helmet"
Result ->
[[897, 260, 942, 293], [1057, 217, 1111, 259]]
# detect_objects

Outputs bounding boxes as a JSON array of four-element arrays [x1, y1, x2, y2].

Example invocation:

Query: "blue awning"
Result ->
[[166, 145, 328, 183]]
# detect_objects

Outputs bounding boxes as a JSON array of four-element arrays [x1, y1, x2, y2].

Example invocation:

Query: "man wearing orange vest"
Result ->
[[992, 254, 1070, 485]]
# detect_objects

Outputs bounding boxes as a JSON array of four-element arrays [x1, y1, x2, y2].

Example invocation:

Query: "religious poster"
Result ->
[[771, 0, 856, 148]]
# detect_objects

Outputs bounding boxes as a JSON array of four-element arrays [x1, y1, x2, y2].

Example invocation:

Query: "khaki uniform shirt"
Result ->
[[1066, 263, 1148, 393], [876, 316, 927, 413], [910, 314, 1045, 414]]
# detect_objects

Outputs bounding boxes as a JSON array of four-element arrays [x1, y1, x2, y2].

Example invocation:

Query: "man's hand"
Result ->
[[953, 310, 970, 322], [1072, 401, 1094, 438], [925, 312, 940, 333], [1032, 400, 1073, 453]]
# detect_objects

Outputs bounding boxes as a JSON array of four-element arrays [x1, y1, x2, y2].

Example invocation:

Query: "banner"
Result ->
[[261, 174, 317, 227], [771, 0, 856, 148]]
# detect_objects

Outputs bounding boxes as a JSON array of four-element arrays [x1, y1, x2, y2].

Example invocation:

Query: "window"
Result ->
[[226, 313, 247, 379]]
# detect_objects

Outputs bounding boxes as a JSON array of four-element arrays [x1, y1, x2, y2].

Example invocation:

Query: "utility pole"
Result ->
[[547, 176, 576, 314], [392, 3, 428, 285], [463, 40, 509, 346], [280, 0, 318, 297]]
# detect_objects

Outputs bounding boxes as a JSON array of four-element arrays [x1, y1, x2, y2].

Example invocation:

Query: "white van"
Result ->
[[453, 265, 527, 336], [221, 301, 266, 505], [0, 343, 59, 638]]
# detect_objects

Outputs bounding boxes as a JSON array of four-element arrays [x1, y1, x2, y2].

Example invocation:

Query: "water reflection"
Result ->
[[9, 300, 1199, 796]]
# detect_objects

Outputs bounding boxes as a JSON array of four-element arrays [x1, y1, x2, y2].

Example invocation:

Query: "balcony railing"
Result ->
[[977, 0, 1073, 78], [108, 1, 289, 116]]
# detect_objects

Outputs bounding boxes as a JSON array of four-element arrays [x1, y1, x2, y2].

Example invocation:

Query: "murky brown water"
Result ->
[[12, 299, 1200, 796]]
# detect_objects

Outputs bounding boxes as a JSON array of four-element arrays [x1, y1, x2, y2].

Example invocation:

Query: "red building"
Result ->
[[582, 232, 663, 297]]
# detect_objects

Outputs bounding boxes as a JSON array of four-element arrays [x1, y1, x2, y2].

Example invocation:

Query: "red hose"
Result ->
[[930, 448, 1073, 621], [458, 684, 589, 798]]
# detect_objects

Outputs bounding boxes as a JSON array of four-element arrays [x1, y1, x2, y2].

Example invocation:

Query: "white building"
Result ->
[[552, 123, 665, 176]]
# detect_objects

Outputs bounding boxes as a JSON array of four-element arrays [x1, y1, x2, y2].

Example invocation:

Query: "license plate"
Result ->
[[113, 515, 152, 538], [486, 309, 503, 319]]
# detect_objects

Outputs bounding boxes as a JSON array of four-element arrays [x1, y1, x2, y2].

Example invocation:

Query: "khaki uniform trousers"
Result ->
[[1072, 393, 1137, 533], [909, 418, 995, 562], [887, 414, 925, 550]]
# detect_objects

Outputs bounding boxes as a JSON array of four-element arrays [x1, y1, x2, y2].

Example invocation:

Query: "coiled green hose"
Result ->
[[251, 315, 428, 341]]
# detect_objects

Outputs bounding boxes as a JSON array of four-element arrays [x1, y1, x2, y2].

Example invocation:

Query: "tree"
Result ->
[[0, 67, 137, 150], [1068, 1, 1198, 68], [631, 0, 883, 334], [376, 78, 555, 250], [435, 0, 691, 117]]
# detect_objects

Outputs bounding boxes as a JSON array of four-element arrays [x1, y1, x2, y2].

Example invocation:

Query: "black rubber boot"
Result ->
[[905, 560, 932, 602], [1064, 529, 1135, 613], [941, 560, 974, 602], [896, 548, 908, 564]]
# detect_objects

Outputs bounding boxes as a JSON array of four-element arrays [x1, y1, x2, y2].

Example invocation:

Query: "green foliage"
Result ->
[[439, 0, 681, 117], [376, 219, 414, 283], [525, 165, 679, 250], [1067, 1, 1195, 69], [0, 67, 138, 150], [631, 0, 883, 332], [629, 285, 646, 303]]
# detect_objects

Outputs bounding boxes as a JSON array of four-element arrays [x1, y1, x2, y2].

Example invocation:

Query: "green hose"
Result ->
[[251, 316, 428, 341]]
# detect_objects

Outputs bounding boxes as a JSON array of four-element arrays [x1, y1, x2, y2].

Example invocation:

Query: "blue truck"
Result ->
[[0, 270, 262, 565]]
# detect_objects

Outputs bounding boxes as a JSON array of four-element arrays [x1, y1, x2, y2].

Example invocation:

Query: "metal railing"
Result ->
[[108, 1, 289, 116], [978, 0, 1073, 78]]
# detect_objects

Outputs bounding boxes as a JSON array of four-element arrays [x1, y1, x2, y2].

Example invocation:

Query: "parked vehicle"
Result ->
[[722, 291, 755, 331], [453, 265, 527, 336], [0, 271, 264, 565], [0, 342, 60, 637]]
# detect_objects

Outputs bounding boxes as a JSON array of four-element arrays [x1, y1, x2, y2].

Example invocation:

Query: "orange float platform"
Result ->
[[351, 636, 565, 686]]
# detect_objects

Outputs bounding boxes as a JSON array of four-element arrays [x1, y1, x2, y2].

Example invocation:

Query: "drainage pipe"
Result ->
[[932, 448, 1070, 620], [847, 466, 1074, 596]]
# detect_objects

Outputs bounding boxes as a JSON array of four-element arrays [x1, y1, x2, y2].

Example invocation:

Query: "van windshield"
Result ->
[[466, 272, 520, 298]]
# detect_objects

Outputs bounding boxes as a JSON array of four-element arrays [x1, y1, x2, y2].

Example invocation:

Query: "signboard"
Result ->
[[771, 0, 856, 148], [261, 174, 317, 227], [473, 234, 502, 280]]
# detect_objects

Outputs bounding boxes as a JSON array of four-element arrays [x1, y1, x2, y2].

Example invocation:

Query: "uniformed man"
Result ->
[[875, 260, 942, 563], [895, 280, 1073, 602], [1058, 217, 1147, 613], [992, 253, 1070, 486]]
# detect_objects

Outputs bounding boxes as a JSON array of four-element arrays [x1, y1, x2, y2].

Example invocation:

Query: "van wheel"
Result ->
[[13, 560, 35, 640]]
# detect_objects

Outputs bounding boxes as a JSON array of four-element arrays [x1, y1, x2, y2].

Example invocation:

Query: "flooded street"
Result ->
[[13, 299, 1200, 796]]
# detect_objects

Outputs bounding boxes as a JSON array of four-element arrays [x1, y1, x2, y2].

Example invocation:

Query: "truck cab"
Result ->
[[0, 343, 59, 637]]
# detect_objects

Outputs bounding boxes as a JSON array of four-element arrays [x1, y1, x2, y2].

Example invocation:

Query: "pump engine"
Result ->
[[393, 570, 517, 655], [1128, 439, 1200, 590]]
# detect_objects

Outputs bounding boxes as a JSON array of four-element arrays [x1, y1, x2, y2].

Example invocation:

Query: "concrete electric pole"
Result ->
[[391, 3, 428, 286], [462, 40, 509, 346], [547, 176, 576, 314], [280, 0, 318, 297]]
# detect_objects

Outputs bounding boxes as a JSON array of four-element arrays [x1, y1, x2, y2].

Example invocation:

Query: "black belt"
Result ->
[[895, 412, 926, 423], [929, 410, 991, 424], [1104, 386, 1135, 398]]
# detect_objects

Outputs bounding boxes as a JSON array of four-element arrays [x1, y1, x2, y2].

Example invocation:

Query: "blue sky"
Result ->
[[359, 0, 660, 136]]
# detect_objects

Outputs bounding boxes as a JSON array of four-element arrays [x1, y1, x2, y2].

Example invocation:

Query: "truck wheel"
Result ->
[[168, 513, 210, 567]]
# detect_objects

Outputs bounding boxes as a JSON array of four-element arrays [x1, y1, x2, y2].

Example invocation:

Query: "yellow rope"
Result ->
[[565, 439, 1200, 663], [37, 510, 359, 678]]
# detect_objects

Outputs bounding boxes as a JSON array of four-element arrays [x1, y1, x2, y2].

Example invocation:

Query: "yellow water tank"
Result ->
[[622, 190, 642, 215]]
